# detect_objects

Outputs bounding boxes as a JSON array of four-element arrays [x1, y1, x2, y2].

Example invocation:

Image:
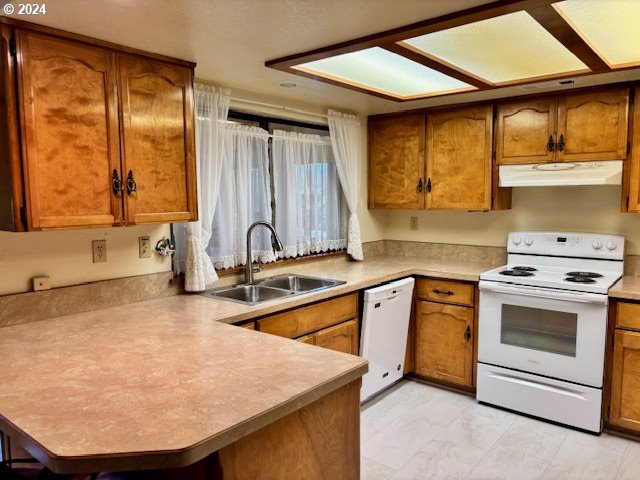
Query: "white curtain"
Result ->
[[272, 130, 346, 258], [206, 125, 275, 269], [328, 110, 364, 261], [175, 84, 230, 291]]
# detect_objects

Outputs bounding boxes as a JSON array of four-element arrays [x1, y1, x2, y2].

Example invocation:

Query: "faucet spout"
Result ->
[[245, 221, 283, 285]]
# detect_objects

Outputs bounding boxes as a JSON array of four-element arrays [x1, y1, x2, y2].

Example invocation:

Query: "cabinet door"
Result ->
[[415, 301, 473, 387], [495, 98, 556, 165], [610, 329, 640, 431], [315, 319, 359, 355], [427, 105, 492, 210], [368, 113, 425, 209], [118, 55, 196, 224], [16, 31, 122, 229], [556, 88, 628, 162], [627, 86, 640, 212]]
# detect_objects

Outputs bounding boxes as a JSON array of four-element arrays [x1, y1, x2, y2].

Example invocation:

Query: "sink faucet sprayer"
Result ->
[[245, 221, 283, 285]]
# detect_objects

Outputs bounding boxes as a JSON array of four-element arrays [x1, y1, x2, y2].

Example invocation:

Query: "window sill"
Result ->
[[216, 250, 348, 277]]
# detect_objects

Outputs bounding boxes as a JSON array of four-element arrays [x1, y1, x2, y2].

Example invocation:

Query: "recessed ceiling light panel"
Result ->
[[400, 11, 590, 85], [553, 0, 640, 69], [292, 47, 476, 100]]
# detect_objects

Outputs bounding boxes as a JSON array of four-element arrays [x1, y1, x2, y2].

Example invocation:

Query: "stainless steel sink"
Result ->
[[258, 274, 345, 292], [200, 274, 345, 305], [200, 284, 294, 305]]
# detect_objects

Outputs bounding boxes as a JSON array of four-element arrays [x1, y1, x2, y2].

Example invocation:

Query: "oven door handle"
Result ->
[[479, 281, 608, 305]]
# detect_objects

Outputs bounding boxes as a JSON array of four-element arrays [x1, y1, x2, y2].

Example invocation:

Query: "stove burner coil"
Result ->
[[564, 276, 597, 284], [499, 270, 535, 277], [512, 266, 538, 272], [566, 271, 603, 278]]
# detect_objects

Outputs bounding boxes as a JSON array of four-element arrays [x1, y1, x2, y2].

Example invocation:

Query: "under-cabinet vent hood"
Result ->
[[499, 161, 623, 187]]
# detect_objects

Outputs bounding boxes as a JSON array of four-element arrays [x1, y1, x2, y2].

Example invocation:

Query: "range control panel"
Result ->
[[507, 231, 625, 260]]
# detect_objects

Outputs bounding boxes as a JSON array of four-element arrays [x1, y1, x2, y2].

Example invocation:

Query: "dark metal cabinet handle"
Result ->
[[126, 170, 137, 196], [464, 325, 472, 342], [557, 134, 565, 152], [417, 177, 423, 193], [112, 169, 123, 196], [427, 178, 432, 193], [547, 135, 555, 152], [433, 289, 454, 296]]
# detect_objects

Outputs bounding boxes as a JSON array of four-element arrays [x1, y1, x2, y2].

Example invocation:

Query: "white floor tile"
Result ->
[[361, 456, 397, 480], [468, 444, 549, 480], [390, 449, 474, 480], [496, 415, 569, 462], [616, 440, 640, 480]]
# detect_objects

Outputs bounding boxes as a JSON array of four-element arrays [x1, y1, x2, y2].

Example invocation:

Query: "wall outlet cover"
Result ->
[[139, 236, 151, 258], [92, 240, 107, 263], [410, 216, 418, 231]]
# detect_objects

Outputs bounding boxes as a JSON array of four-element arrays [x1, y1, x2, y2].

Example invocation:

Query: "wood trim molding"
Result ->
[[526, 4, 610, 73]]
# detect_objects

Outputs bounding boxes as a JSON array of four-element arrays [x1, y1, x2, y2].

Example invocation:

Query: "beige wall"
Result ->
[[365, 186, 640, 254], [0, 224, 172, 296]]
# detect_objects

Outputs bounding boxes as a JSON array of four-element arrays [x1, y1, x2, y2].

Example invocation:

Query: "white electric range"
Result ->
[[477, 231, 624, 433]]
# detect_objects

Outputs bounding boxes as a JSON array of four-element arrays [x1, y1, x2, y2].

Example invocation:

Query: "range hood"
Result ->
[[499, 161, 623, 187]]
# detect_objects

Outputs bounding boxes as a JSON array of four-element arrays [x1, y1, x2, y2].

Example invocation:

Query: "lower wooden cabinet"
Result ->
[[415, 301, 474, 387], [256, 293, 360, 356], [609, 328, 640, 431]]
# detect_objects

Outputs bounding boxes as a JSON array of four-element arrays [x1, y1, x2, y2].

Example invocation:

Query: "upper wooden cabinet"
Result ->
[[626, 86, 640, 212], [0, 18, 196, 231], [368, 113, 425, 209], [496, 88, 629, 165], [369, 106, 506, 211], [427, 105, 493, 211]]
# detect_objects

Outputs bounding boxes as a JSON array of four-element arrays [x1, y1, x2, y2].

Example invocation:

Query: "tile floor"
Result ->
[[361, 379, 640, 480]]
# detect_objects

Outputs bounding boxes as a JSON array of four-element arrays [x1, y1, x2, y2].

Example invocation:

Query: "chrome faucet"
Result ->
[[245, 221, 283, 285]]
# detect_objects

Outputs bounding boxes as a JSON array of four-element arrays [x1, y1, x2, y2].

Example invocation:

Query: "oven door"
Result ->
[[478, 280, 608, 387]]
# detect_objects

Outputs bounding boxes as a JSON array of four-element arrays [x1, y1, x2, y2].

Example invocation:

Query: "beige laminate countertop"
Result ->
[[0, 255, 494, 474], [608, 276, 640, 301]]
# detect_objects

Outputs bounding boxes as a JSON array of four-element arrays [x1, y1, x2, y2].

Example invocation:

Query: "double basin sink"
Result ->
[[200, 274, 346, 305]]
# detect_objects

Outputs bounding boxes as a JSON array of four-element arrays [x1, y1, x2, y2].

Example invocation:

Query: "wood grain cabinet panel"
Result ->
[[415, 300, 474, 388], [315, 319, 359, 355], [416, 278, 474, 306], [495, 97, 556, 165], [0, 18, 197, 230], [610, 329, 640, 431], [427, 105, 493, 210], [626, 86, 640, 212], [118, 55, 196, 225], [15, 31, 122, 229], [368, 113, 425, 209], [496, 88, 628, 165]]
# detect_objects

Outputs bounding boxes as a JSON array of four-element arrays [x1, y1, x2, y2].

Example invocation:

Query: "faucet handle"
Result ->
[[252, 264, 261, 273]]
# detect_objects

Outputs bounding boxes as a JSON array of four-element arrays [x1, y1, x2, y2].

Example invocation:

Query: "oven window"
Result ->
[[501, 304, 577, 357]]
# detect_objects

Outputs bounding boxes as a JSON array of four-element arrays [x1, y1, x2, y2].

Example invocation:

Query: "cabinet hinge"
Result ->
[[8, 38, 16, 57], [19, 206, 27, 227]]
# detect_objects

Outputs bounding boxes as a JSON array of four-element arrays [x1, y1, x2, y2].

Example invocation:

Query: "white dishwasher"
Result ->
[[359, 277, 415, 402]]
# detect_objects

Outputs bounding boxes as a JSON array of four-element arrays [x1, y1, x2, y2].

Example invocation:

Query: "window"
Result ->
[[206, 111, 347, 270]]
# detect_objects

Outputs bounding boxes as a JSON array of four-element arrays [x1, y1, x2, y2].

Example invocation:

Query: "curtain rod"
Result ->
[[229, 96, 329, 120]]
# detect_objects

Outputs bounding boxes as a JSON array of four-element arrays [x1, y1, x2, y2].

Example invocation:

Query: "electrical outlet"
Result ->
[[92, 240, 107, 263], [410, 216, 418, 231], [139, 236, 151, 258]]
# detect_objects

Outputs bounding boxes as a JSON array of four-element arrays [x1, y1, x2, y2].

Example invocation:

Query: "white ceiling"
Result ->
[[13, 0, 640, 116]]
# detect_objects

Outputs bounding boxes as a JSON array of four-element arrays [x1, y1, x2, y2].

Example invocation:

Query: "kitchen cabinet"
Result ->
[[0, 18, 196, 231], [625, 86, 640, 212], [368, 113, 425, 209], [257, 293, 359, 355], [426, 105, 493, 210], [414, 278, 475, 389], [608, 302, 640, 432], [496, 87, 629, 165], [368, 106, 508, 211]]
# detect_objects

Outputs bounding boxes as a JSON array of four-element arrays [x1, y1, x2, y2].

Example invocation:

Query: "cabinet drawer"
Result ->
[[617, 303, 640, 331], [258, 293, 358, 339], [315, 319, 359, 355], [416, 278, 474, 306]]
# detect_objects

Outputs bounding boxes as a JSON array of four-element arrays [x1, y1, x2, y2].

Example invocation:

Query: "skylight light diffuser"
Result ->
[[292, 47, 476, 100], [553, 0, 640, 69], [400, 11, 590, 85]]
